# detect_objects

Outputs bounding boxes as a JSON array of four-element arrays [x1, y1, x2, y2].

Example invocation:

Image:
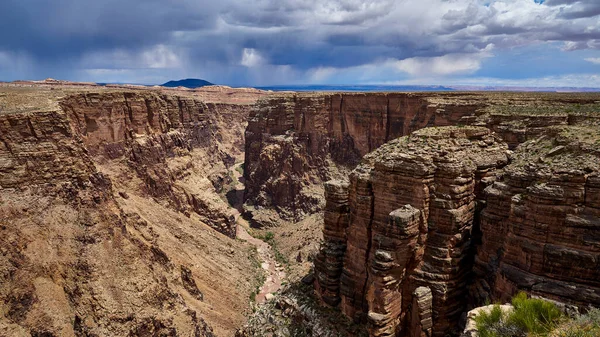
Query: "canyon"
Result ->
[[244, 92, 600, 224], [1, 83, 599, 337], [0, 82, 271, 336], [244, 92, 600, 336]]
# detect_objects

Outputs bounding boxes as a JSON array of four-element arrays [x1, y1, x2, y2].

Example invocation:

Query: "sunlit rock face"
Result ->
[[60, 92, 245, 237], [473, 126, 600, 308], [315, 124, 600, 337], [243, 92, 599, 226], [315, 126, 510, 337], [243, 93, 485, 224], [0, 86, 259, 336]]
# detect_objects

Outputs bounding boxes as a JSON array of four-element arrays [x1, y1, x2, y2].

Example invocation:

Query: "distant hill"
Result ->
[[161, 78, 213, 89]]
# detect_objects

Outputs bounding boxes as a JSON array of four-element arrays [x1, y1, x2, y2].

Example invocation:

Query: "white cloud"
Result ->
[[393, 54, 483, 76], [378, 73, 600, 88], [241, 48, 266, 67], [80, 44, 183, 70], [585, 57, 600, 64], [2, 0, 600, 85], [141, 45, 182, 69], [308, 67, 338, 81], [393, 45, 494, 76]]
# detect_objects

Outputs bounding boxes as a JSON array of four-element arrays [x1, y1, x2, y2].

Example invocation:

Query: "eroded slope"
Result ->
[[0, 85, 263, 336]]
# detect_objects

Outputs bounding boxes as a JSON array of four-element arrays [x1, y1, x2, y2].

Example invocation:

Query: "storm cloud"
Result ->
[[0, 0, 599, 86]]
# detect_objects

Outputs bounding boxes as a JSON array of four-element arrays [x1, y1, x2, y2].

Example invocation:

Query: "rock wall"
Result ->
[[60, 92, 245, 237], [244, 92, 600, 224], [473, 126, 600, 308], [0, 109, 96, 188], [315, 125, 600, 337], [0, 105, 216, 336], [244, 93, 484, 223], [0, 88, 260, 336], [315, 126, 510, 337]]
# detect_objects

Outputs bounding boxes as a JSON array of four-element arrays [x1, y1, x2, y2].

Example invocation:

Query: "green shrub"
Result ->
[[507, 292, 563, 335], [264, 231, 275, 242], [474, 305, 517, 337], [474, 292, 564, 337]]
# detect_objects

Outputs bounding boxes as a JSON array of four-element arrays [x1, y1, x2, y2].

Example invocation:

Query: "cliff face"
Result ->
[[314, 125, 600, 337], [244, 92, 600, 224], [315, 126, 510, 337], [60, 92, 245, 237], [474, 126, 600, 308], [244, 93, 483, 223], [0, 87, 260, 336]]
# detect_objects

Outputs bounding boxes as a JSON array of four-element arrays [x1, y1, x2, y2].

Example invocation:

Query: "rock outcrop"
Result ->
[[244, 92, 600, 224], [473, 126, 600, 308], [315, 125, 600, 337], [60, 92, 243, 237], [0, 105, 216, 336], [315, 126, 510, 337]]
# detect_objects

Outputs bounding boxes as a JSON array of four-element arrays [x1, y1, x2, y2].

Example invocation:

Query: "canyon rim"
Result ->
[[1, 81, 599, 336]]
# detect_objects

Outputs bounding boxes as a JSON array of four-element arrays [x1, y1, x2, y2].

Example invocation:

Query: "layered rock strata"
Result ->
[[315, 126, 510, 337], [60, 92, 242, 237], [0, 105, 216, 336], [0, 87, 260, 336], [244, 92, 600, 223], [473, 126, 600, 308]]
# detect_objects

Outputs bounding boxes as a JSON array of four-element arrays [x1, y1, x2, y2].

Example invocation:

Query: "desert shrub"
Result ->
[[554, 308, 600, 337], [474, 292, 564, 337], [474, 305, 524, 337]]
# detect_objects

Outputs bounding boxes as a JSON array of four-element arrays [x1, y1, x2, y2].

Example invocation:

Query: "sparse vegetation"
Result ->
[[236, 162, 245, 175], [248, 246, 266, 302], [554, 308, 600, 337], [253, 230, 289, 266], [473, 293, 600, 337], [239, 278, 368, 336]]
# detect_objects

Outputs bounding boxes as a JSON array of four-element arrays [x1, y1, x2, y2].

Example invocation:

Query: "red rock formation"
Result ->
[[473, 126, 600, 308], [0, 87, 261, 336], [314, 180, 350, 306], [244, 92, 599, 224], [244, 93, 483, 223], [410, 287, 433, 337], [315, 126, 510, 337], [0, 109, 96, 188], [60, 92, 242, 237], [0, 105, 216, 336], [315, 124, 600, 337]]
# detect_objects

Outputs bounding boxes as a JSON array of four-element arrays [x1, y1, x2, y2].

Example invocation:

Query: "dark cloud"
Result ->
[[0, 0, 218, 59], [0, 0, 599, 85], [558, 3, 600, 19]]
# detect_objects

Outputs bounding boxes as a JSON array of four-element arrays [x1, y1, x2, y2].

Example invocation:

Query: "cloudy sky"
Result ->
[[0, 0, 599, 87]]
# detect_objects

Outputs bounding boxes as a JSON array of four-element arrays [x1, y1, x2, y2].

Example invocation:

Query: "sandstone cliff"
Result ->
[[244, 92, 600, 224], [0, 85, 261, 336], [315, 126, 510, 337], [473, 126, 600, 308], [60, 92, 243, 237], [314, 125, 600, 337]]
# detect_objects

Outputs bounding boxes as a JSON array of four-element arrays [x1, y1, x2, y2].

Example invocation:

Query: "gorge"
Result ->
[[244, 92, 600, 336], [1, 83, 599, 336]]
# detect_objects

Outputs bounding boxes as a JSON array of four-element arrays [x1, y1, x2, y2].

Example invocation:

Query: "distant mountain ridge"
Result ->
[[161, 78, 213, 88]]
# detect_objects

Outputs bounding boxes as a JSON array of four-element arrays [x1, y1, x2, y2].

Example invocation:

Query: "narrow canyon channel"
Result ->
[[229, 162, 286, 305]]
